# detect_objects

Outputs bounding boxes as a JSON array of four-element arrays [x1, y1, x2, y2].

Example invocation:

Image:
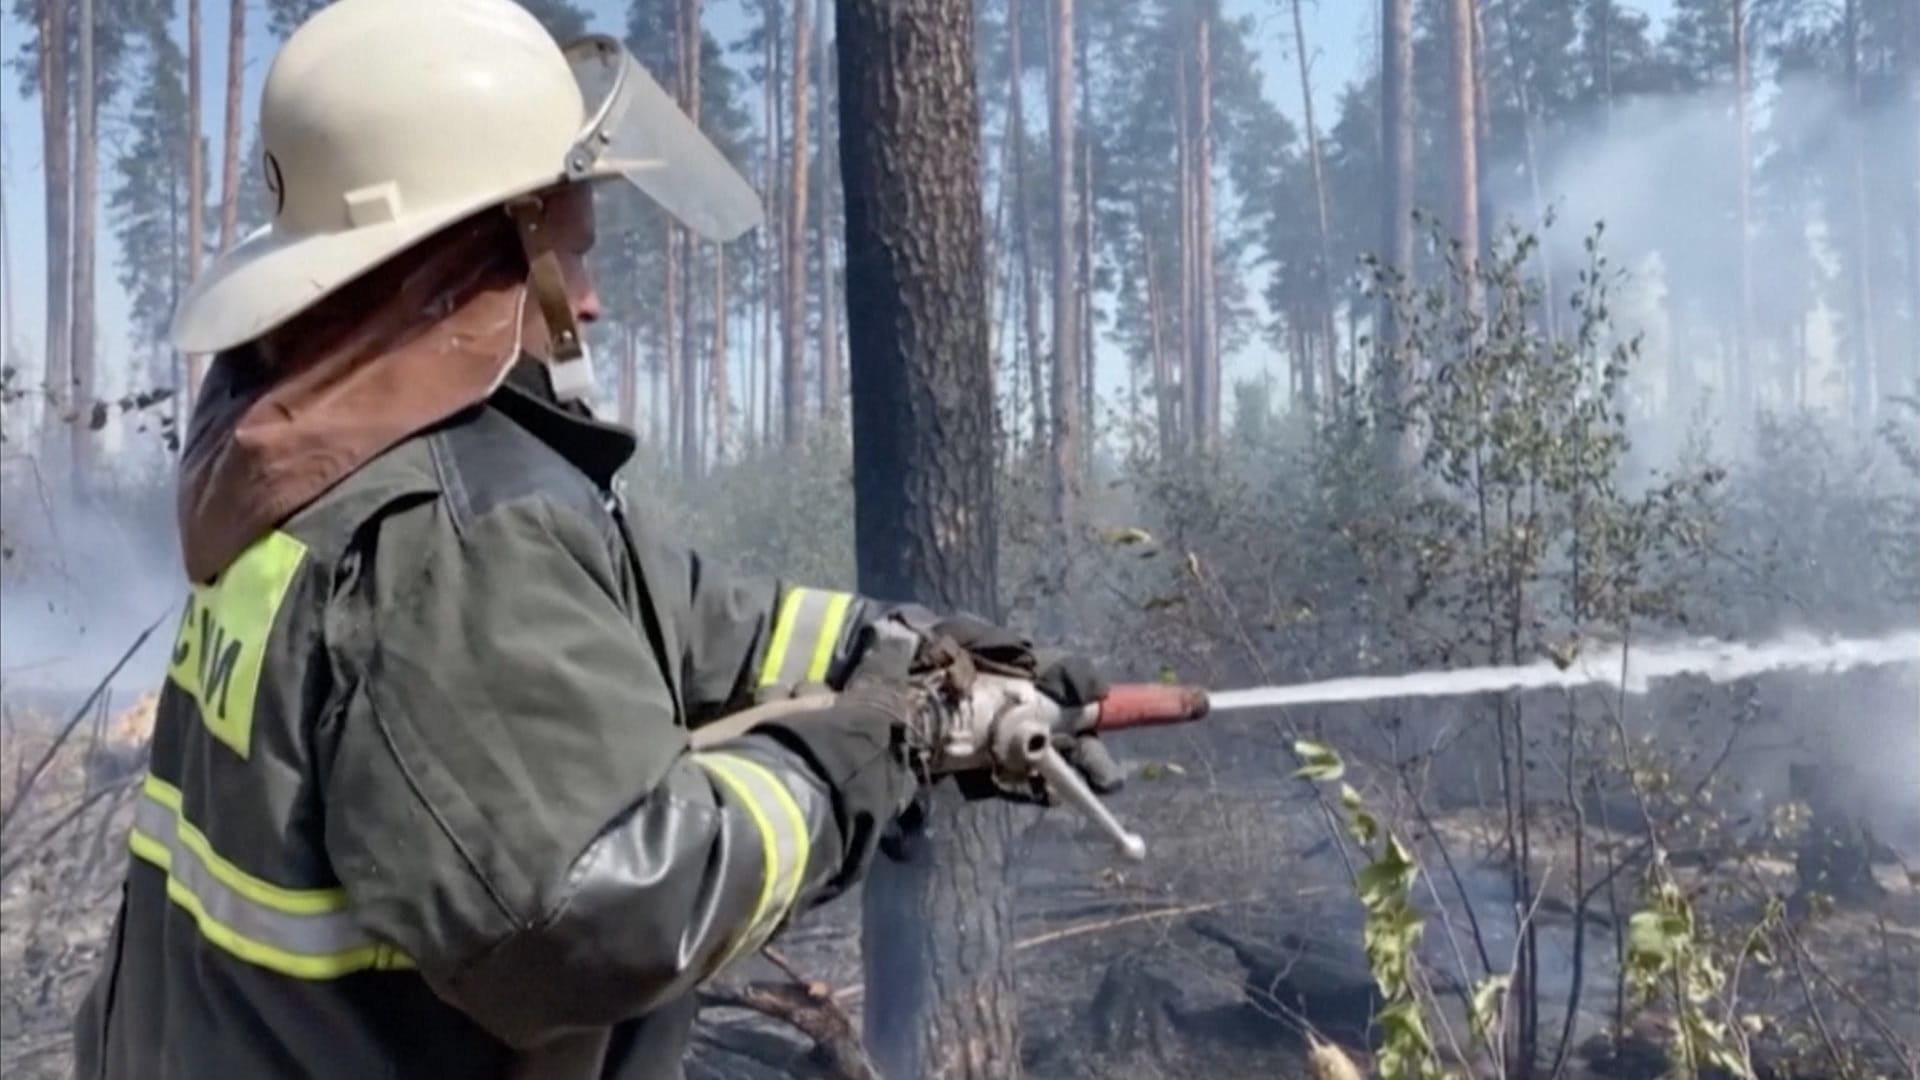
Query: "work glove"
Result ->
[[909, 612, 1127, 805]]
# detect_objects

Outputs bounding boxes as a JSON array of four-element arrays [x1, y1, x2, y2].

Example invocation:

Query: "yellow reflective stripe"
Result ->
[[129, 775, 414, 980], [756, 587, 809, 688], [757, 586, 858, 691], [166, 530, 308, 760], [140, 774, 345, 914], [694, 752, 811, 965], [720, 754, 809, 920], [805, 591, 855, 684]]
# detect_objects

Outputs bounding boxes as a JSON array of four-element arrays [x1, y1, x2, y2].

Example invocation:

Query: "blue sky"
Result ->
[[0, 0, 1675, 410]]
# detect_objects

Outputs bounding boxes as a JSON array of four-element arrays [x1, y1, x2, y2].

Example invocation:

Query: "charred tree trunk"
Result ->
[[838, 0, 1019, 1074], [1047, 0, 1081, 526], [1189, 0, 1216, 449], [1379, 0, 1415, 466], [783, 0, 814, 446], [1290, 0, 1337, 411], [1008, 0, 1046, 453], [72, 0, 98, 485], [38, 0, 72, 459], [666, 219, 682, 461], [1446, 0, 1479, 318], [219, 0, 245, 253], [185, 0, 206, 408]]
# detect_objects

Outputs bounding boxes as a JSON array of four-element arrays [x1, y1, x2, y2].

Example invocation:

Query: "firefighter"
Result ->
[[70, 0, 1121, 1076]]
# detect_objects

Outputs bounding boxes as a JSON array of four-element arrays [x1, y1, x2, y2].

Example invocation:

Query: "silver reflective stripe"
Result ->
[[129, 776, 411, 979], [692, 751, 811, 966], [756, 587, 856, 692]]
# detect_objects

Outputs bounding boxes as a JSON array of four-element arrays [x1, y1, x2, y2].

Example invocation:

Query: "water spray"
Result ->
[[696, 629, 1920, 862]]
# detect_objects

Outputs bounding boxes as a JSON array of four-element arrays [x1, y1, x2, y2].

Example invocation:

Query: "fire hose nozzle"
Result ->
[[1090, 683, 1211, 732]]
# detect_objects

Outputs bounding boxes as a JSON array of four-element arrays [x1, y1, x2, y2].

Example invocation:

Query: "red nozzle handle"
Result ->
[[1093, 684, 1211, 732]]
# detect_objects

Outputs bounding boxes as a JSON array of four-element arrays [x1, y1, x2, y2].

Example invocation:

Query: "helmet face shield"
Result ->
[[564, 35, 765, 243]]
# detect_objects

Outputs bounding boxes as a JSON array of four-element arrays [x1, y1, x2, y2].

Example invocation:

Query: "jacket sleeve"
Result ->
[[622, 502, 894, 725], [318, 492, 913, 1049]]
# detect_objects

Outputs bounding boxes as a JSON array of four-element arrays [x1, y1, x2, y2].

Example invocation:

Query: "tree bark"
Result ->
[[218, 0, 245, 253], [783, 0, 813, 446], [837, 0, 1019, 1075], [38, 0, 72, 461], [1047, 0, 1081, 526], [1190, 0, 1216, 449], [1379, 0, 1415, 465], [1290, 0, 1337, 411], [1008, 0, 1046, 453], [185, 0, 206, 407], [72, 0, 98, 485]]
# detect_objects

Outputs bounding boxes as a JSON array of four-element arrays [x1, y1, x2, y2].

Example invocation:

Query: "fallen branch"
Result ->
[[831, 895, 1257, 1004], [700, 981, 879, 1080]]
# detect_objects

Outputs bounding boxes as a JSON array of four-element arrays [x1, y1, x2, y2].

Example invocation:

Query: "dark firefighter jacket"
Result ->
[[71, 357, 917, 1079]]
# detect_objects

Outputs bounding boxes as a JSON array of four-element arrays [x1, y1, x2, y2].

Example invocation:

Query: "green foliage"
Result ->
[[1294, 739, 1447, 1080], [1624, 855, 1778, 1079]]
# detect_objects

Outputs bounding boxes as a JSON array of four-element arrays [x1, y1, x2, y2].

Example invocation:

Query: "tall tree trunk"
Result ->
[[711, 244, 731, 458], [72, 0, 98, 486], [1290, 0, 1337, 412], [762, 0, 781, 446], [1145, 228, 1172, 456], [837, 0, 1018, 1075], [1379, 0, 1415, 465], [677, 0, 703, 475], [1189, 0, 1217, 449], [1048, 0, 1081, 524], [619, 325, 637, 428], [666, 218, 682, 458], [1174, 46, 1192, 450], [219, 0, 245, 253], [1078, 20, 1095, 464], [185, 0, 206, 408], [815, 0, 843, 424], [1446, 0, 1479, 318], [1492, 0, 1556, 343], [38, 0, 72, 460], [783, 0, 813, 446], [1, 163, 13, 364], [1843, 0, 1877, 423], [1009, 0, 1046, 452], [1730, 0, 1753, 418]]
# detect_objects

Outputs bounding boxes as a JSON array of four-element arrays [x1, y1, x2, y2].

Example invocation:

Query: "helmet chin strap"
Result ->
[[505, 195, 598, 407]]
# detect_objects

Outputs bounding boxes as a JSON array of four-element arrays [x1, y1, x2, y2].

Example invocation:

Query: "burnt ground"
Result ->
[[5, 696, 1918, 1080]]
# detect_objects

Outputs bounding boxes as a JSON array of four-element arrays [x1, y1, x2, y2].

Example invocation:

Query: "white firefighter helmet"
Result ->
[[169, 0, 764, 355]]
